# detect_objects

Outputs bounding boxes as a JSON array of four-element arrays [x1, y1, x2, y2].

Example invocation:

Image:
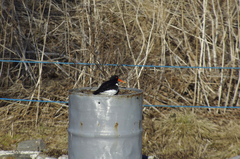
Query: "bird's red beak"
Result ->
[[118, 78, 126, 83]]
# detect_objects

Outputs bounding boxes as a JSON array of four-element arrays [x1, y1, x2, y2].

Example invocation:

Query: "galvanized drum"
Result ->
[[68, 87, 143, 159]]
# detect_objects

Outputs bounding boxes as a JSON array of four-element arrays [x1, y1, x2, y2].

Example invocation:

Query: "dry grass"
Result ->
[[142, 109, 240, 158], [0, 0, 240, 158]]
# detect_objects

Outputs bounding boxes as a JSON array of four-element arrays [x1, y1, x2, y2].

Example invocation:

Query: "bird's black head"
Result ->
[[109, 75, 119, 81], [109, 75, 125, 83]]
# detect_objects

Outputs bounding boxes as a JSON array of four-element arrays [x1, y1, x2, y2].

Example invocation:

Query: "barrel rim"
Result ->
[[69, 87, 143, 96]]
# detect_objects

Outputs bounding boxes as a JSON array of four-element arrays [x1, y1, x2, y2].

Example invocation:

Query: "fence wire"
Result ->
[[1, 59, 239, 108]]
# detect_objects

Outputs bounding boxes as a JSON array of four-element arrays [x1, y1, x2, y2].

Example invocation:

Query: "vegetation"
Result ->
[[0, 0, 239, 158]]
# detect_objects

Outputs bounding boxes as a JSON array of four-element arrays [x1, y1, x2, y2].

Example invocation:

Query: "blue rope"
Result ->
[[1, 98, 239, 108], [1, 59, 240, 70], [0, 98, 68, 104], [1, 60, 239, 108], [143, 105, 240, 109]]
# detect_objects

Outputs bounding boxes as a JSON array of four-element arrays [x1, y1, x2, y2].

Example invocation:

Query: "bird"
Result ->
[[93, 75, 125, 95]]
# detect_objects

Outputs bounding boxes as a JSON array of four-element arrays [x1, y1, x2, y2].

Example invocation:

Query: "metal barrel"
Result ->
[[68, 87, 143, 159]]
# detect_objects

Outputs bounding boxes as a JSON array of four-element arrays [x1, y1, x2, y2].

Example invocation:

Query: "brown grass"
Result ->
[[0, 0, 239, 158]]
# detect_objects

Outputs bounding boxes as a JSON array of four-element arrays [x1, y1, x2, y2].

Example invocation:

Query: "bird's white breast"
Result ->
[[100, 89, 118, 95]]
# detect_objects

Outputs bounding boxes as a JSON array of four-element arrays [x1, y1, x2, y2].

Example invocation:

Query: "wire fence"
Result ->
[[1, 59, 239, 69], [1, 59, 240, 109]]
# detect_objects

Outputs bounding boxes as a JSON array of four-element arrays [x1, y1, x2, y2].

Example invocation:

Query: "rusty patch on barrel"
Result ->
[[115, 122, 118, 131], [80, 122, 83, 130]]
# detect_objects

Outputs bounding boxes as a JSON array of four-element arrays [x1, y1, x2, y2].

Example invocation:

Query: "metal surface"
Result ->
[[68, 87, 143, 159]]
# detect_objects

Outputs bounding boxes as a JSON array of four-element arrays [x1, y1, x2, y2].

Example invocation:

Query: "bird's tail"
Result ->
[[93, 91, 99, 95]]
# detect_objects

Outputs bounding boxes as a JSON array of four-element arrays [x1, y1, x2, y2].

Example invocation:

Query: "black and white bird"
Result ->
[[93, 75, 125, 95]]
